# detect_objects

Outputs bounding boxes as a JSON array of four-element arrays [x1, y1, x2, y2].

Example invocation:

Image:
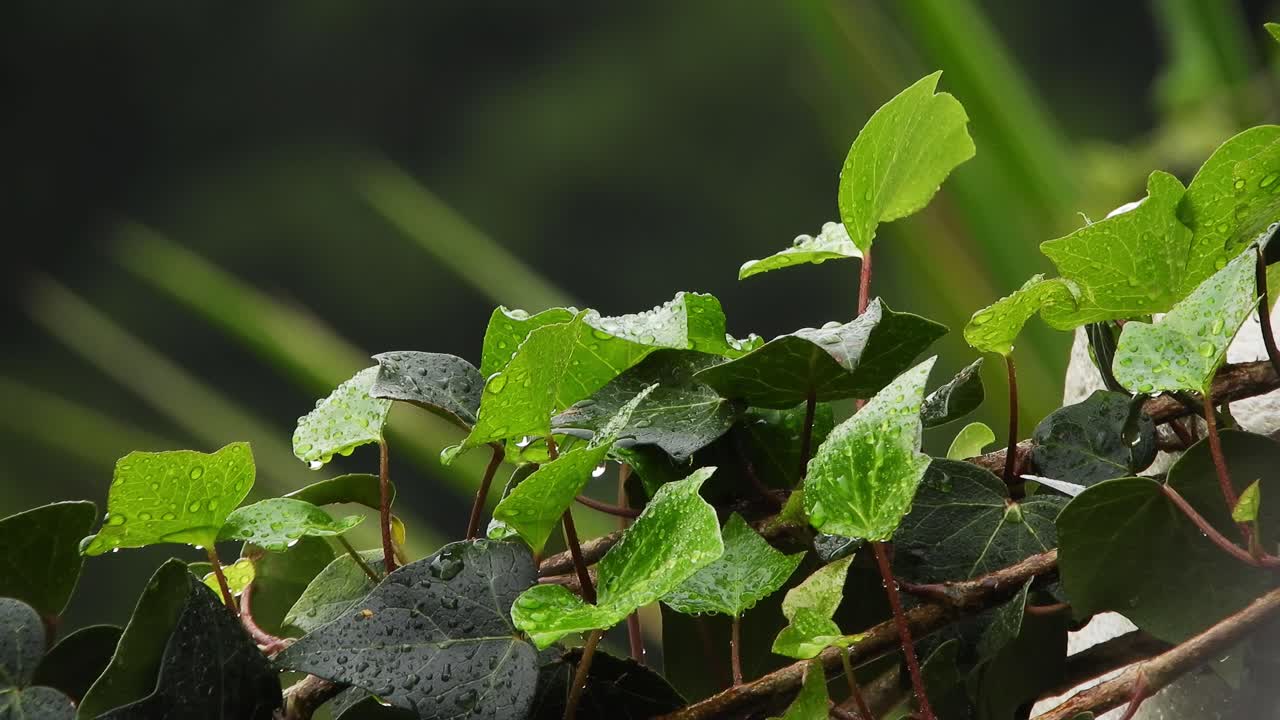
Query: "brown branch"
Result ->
[[656, 551, 1059, 720], [1040, 630, 1171, 700], [279, 674, 344, 720], [1032, 585, 1280, 720], [539, 529, 624, 577]]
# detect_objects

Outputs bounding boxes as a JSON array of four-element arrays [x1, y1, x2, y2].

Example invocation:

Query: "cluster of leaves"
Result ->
[[6, 52, 1280, 720]]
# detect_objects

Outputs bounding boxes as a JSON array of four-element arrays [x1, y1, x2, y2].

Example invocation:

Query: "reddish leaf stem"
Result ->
[[841, 647, 874, 720], [205, 545, 237, 613], [378, 440, 397, 573], [730, 614, 744, 686], [1200, 388, 1258, 548], [549, 433, 598, 605], [1115, 673, 1149, 720], [1002, 354, 1020, 492], [857, 246, 873, 316], [870, 541, 934, 720], [465, 444, 504, 540], [240, 581, 288, 654], [1256, 247, 1280, 379], [574, 494, 641, 518], [1160, 484, 1280, 568], [564, 629, 603, 720]]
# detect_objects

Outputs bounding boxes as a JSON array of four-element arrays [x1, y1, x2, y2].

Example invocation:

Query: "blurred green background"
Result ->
[[4, 0, 1280, 629]]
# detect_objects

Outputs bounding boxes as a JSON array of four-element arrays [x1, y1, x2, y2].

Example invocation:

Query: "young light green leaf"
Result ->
[[921, 358, 984, 428], [1233, 479, 1261, 523], [1180, 126, 1280, 269], [479, 306, 576, 378], [217, 498, 363, 552], [838, 71, 975, 252], [1113, 250, 1259, 394], [1267, 22, 1280, 44], [283, 550, 385, 635], [512, 468, 724, 649], [963, 275, 1077, 356], [200, 557, 254, 597], [803, 357, 935, 541], [945, 422, 995, 460], [738, 221, 862, 280], [663, 513, 804, 617], [0, 501, 96, 617], [370, 351, 483, 429], [292, 366, 391, 467], [768, 661, 828, 720], [772, 556, 858, 659], [492, 387, 654, 552], [694, 299, 946, 409], [80, 443, 254, 556], [282, 473, 388, 510], [0, 598, 76, 720]]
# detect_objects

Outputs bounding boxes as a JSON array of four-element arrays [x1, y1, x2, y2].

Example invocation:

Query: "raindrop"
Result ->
[[592, 464, 608, 478], [308, 460, 324, 471], [189, 466, 205, 480]]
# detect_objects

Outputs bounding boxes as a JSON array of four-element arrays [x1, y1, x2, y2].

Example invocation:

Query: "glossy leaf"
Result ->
[[530, 649, 685, 720], [217, 498, 363, 552], [963, 274, 1077, 356], [918, 640, 971, 720], [663, 513, 804, 617], [277, 540, 541, 719], [772, 556, 857, 659], [803, 357, 936, 541], [371, 351, 483, 429], [0, 598, 76, 720], [201, 558, 255, 597], [553, 350, 737, 462], [32, 625, 122, 704], [0, 501, 95, 617], [1030, 390, 1156, 486], [1233, 480, 1261, 523], [739, 405, 836, 491], [479, 306, 575, 378], [837, 71, 975, 252], [739, 221, 861, 280], [293, 367, 391, 467], [694, 299, 946, 409], [1179, 126, 1280, 269], [976, 580, 1032, 661], [768, 661, 827, 720], [283, 473, 389, 510], [921, 358, 985, 428], [894, 460, 1065, 583], [1113, 249, 1258, 394], [283, 549, 385, 635], [80, 443, 254, 556], [945, 422, 995, 460], [512, 469, 724, 649], [1267, 22, 1280, 43]]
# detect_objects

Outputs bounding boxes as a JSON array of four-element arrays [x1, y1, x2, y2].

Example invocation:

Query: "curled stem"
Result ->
[[465, 444, 504, 540], [378, 440, 397, 573], [870, 541, 934, 720], [564, 630, 603, 720], [240, 581, 288, 654]]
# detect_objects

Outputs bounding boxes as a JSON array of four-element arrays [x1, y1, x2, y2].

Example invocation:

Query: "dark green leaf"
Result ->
[[803, 357, 936, 541], [895, 460, 1065, 583], [970, 610, 1068, 720], [695, 299, 945, 409], [479, 306, 575, 378], [81, 443, 255, 556], [0, 684, 76, 720], [277, 540, 541, 719], [32, 625, 122, 704], [217, 498, 363, 552], [241, 536, 337, 637], [530, 649, 685, 720], [371, 351, 483, 429], [284, 473, 389, 510], [740, 405, 835, 491], [283, 550, 386, 635], [918, 640, 972, 720], [739, 221, 861, 280], [921, 358, 985, 427], [663, 513, 804, 617], [768, 660, 827, 720], [976, 581, 1032, 662], [1030, 390, 1157, 486], [553, 350, 737, 462], [0, 501, 95, 617], [293, 367, 391, 467], [0, 599, 50, 694]]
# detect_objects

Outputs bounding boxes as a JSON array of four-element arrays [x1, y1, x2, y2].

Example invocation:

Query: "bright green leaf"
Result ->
[[283, 473, 388, 510], [803, 357, 935, 541], [217, 498, 363, 552], [283, 550, 385, 635], [370, 351, 483, 429], [921, 358, 984, 428], [1179, 126, 1280, 270], [837, 71, 975, 252], [512, 468, 724, 649], [963, 274, 1077, 356], [694, 299, 946, 409], [663, 513, 804, 617], [1267, 23, 1280, 43], [479, 306, 575, 378], [293, 367, 391, 467], [772, 556, 857, 659], [739, 221, 862, 280], [80, 443, 255, 556], [945, 422, 995, 460], [1233, 480, 1261, 523], [201, 558, 255, 597], [0, 501, 96, 617], [768, 661, 827, 720], [1113, 250, 1259, 394]]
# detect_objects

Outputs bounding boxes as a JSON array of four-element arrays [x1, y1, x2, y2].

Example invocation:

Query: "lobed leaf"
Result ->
[[293, 367, 392, 467], [0, 501, 96, 617], [31, 625, 122, 706], [963, 274, 1077, 356], [217, 498, 363, 552], [480, 306, 576, 378], [837, 71, 975, 252], [1179, 125, 1280, 270], [1030, 390, 1157, 487], [81, 443, 254, 556], [772, 556, 857, 659], [283, 549, 386, 636], [371, 351, 483, 429], [738, 221, 861, 280], [803, 357, 936, 541], [663, 513, 804, 617]]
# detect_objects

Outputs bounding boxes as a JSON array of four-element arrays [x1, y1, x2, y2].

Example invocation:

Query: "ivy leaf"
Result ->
[[80, 443, 255, 556], [97, 564, 281, 719], [976, 580, 1033, 662], [772, 556, 858, 659], [493, 387, 654, 552], [276, 540, 541, 719], [480, 306, 576, 378], [921, 358, 985, 428], [31, 625, 122, 705], [0, 501, 96, 617], [945, 422, 995, 460], [1113, 249, 1259, 394], [217, 498, 363, 552], [803, 357, 936, 541], [1058, 431, 1279, 642], [1233, 480, 1262, 523], [663, 513, 805, 617], [768, 661, 827, 720], [963, 275, 1077, 356], [1267, 22, 1280, 44], [837, 71, 975, 252], [694, 299, 946, 409], [894, 460, 1065, 583], [530, 649, 685, 720], [0, 598, 76, 720], [371, 351, 484, 429], [740, 406, 836, 491], [283, 550, 386, 635], [918, 640, 972, 720], [293, 367, 392, 467], [284, 473, 389, 510], [1030, 390, 1157, 487], [467, 293, 731, 445], [738, 221, 862, 280], [512, 469, 724, 649], [1179, 125, 1280, 268], [553, 350, 737, 462], [201, 558, 255, 597]]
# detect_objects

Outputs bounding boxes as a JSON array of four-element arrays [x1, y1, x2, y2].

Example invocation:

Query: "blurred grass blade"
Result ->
[[358, 156, 576, 311], [1153, 0, 1256, 118]]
